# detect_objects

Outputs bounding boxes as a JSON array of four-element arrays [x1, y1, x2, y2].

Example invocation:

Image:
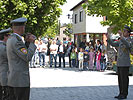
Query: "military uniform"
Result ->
[[0, 28, 11, 100], [107, 26, 132, 99], [7, 18, 36, 100]]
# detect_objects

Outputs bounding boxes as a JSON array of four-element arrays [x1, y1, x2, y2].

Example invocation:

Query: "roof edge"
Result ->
[[70, 0, 87, 11]]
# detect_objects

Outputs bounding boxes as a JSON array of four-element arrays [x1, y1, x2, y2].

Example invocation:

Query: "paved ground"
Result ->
[[30, 68, 133, 100]]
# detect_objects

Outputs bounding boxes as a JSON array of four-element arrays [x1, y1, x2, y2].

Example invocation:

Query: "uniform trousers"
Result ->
[[8, 87, 30, 100], [0, 85, 2, 100], [117, 67, 129, 97], [2, 86, 9, 100]]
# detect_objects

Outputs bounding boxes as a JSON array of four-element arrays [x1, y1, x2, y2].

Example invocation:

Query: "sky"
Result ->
[[59, 0, 82, 24]]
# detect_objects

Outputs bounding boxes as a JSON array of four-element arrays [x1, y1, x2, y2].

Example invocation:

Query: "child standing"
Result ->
[[96, 49, 101, 71], [78, 48, 84, 70], [70, 48, 77, 67], [89, 48, 95, 70], [83, 51, 89, 70], [100, 52, 106, 71]]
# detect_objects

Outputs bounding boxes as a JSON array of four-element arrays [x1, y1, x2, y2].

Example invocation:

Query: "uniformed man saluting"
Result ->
[[6, 17, 37, 100], [0, 28, 11, 100], [107, 25, 132, 99]]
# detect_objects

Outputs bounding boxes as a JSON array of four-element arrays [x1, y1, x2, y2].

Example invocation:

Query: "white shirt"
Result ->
[[59, 45, 63, 52], [39, 43, 47, 53], [50, 44, 58, 54], [78, 52, 84, 60], [35, 43, 39, 50]]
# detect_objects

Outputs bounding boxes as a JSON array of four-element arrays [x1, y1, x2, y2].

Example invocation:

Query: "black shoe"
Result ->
[[114, 94, 121, 98], [117, 95, 127, 99]]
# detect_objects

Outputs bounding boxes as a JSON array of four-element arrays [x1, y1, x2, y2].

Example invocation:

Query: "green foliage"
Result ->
[[63, 23, 72, 38], [83, 0, 133, 33], [0, 0, 66, 37], [43, 20, 60, 38]]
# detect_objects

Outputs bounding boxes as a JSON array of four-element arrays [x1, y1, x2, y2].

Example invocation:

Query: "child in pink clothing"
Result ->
[[89, 48, 95, 70], [96, 49, 101, 71]]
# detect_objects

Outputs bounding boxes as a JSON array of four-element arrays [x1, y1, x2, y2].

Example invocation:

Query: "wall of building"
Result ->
[[71, 1, 109, 48], [59, 26, 69, 41], [86, 15, 108, 33], [72, 6, 86, 34]]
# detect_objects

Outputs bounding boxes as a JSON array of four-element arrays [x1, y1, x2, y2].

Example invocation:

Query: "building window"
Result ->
[[79, 11, 83, 22], [75, 14, 78, 24]]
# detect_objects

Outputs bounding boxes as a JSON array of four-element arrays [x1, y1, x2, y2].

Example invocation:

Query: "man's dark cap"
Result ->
[[10, 17, 27, 26], [0, 28, 11, 35], [124, 25, 132, 33]]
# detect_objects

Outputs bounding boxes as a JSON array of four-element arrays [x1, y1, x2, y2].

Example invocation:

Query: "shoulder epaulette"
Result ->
[[15, 35, 22, 41]]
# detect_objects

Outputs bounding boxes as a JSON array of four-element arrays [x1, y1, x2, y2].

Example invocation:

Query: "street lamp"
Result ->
[[66, 14, 72, 34], [67, 14, 71, 19], [67, 14, 72, 23]]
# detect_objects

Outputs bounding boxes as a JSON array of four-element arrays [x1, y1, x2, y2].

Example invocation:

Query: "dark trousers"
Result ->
[[2, 86, 9, 100], [76, 53, 79, 68], [0, 85, 2, 100], [117, 67, 129, 97], [58, 53, 65, 68], [72, 59, 76, 67], [68, 54, 71, 67], [8, 87, 30, 100]]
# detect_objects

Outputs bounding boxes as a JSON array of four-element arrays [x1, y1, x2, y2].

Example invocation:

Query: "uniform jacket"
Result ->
[[107, 37, 131, 67], [6, 33, 36, 87], [0, 42, 8, 86]]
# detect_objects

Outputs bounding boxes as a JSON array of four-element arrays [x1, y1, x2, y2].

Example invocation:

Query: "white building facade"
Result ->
[[70, 0, 108, 47]]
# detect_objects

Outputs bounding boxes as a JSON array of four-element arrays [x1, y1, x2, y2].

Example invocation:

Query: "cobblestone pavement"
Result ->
[[30, 68, 133, 100]]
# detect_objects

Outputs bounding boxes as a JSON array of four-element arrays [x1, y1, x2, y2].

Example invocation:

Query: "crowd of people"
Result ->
[[30, 37, 107, 71], [0, 16, 132, 100]]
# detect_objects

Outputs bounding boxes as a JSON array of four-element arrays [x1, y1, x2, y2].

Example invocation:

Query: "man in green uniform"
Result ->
[[107, 25, 132, 99], [0, 28, 11, 100], [6, 17, 36, 100]]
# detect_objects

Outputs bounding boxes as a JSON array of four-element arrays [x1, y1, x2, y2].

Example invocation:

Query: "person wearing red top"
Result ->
[[96, 49, 101, 71]]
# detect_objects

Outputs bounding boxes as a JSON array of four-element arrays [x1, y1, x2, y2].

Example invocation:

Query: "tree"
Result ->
[[63, 23, 73, 38], [0, 0, 66, 37], [83, 0, 133, 33], [43, 20, 60, 38]]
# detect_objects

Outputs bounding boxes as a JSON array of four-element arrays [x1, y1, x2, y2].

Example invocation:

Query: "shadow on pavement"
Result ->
[[30, 85, 133, 100], [104, 72, 118, 75], [104, 72, 133, 76]]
